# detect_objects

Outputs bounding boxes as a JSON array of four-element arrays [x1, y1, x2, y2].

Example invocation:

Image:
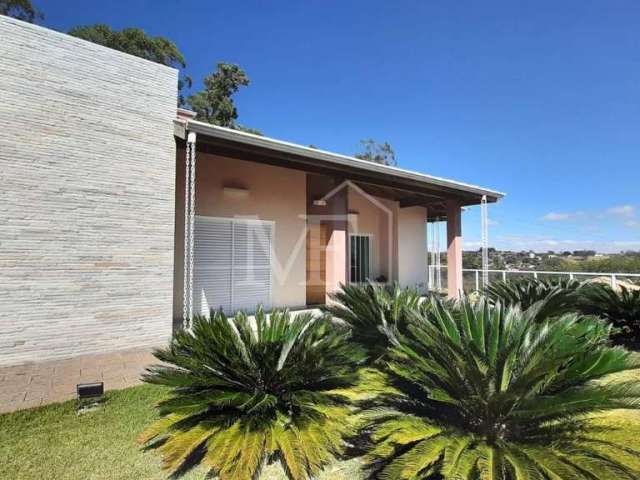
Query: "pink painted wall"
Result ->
[[347, 187, 397, 282], [174, 151, 433, 315], [174, 149, 307, 318], [398, 206, 428, 290]]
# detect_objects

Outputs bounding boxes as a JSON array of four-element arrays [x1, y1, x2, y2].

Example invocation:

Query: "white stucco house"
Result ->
[[0, 16, 504, 375]]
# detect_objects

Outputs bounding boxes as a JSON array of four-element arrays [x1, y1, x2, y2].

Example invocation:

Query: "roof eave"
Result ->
[[178, 119, 506, 203]]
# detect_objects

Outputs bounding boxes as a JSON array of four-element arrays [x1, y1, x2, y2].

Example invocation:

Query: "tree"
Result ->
[[139, 309, 365, 479], [187, 63, 250, 127], [363, 296, 640, 479], [355, 139, 397, 166], [67, 24, 191, 105], [0, 0, 43, 22], [234, 124, 263, 135], [573, 249, 596, 257]]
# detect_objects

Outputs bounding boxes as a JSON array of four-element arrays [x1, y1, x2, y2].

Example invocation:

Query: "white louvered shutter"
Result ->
[[232, 221, 272, 312], [193, 217, 272, 316], [193, 217, 233, 315]]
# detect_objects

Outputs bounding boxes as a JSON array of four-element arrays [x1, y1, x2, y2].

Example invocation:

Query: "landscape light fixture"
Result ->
[[76, 382, 105, 412]]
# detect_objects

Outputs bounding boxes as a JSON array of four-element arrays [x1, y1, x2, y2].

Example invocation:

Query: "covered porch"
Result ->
[[173, 112, 503, 325]]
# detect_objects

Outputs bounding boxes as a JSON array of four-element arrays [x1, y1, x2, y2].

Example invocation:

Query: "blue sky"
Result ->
[[37, 0, 640, 252]]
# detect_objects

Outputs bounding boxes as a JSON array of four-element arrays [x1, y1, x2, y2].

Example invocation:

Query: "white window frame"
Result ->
[[349, 233, 374, 284], [194, 215, 274, 313]]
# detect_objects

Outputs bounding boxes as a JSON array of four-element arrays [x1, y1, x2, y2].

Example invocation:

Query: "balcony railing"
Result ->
[[427, 265, 640, 292]]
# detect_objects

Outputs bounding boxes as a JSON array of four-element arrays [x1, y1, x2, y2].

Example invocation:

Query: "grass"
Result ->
[[2, 372, 639, 480], [0, 384, 363, 480]]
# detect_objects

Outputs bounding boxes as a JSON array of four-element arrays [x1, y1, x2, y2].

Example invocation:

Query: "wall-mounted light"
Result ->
[[223, 186, 249, 199], [313, 199, 327, 206]]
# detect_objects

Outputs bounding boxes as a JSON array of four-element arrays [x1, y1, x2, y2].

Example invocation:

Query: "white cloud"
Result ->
[[463, 240, 483, 248], [542, 212, 570, 221], [613, 240, 640, 247], [624, 220, 640, 228], [541, 205, 636, 225], [606, 205, 636, 218]]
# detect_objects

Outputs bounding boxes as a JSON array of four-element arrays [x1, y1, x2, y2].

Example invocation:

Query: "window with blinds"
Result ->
[[193, 217, 273, 316], [350, 234, 372, 283]]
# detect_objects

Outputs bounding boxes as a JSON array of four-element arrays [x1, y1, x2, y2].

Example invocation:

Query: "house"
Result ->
[[0, 16, 503, 411], [173, 111, 503, 328]]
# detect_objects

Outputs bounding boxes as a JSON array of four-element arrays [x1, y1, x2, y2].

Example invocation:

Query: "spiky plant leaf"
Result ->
[[139, 308, 366, 479], [322, 282, 427, 361], [362, 296, 640, 480], [579, 284, 640, 350], [486, 278, 583, 320]]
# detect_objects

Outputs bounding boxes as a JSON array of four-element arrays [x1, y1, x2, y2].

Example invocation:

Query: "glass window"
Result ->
[[350, 235, 371, 283]]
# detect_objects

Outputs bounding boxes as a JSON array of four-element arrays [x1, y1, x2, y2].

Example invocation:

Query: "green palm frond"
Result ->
[[322, 282, 428, 361], [139, 308, 366, 479], [579, 283, 640, 349], [362, 296, 640, 480], [486, 278, 583, 319]]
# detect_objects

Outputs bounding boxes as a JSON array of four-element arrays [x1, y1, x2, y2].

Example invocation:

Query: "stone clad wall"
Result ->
[[0, 17, 178, 366]]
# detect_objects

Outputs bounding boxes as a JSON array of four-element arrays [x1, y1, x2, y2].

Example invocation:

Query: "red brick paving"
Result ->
[[0, 347, 158, 414]]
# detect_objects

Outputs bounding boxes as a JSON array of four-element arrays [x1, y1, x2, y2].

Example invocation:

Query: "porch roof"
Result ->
[[175, 117, 505, 214]]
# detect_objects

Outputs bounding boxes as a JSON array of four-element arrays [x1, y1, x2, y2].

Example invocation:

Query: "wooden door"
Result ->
[[306, 223, 328, 305]]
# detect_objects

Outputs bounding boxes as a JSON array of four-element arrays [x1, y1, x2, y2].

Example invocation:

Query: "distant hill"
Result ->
[[461, 249, 640, 274]]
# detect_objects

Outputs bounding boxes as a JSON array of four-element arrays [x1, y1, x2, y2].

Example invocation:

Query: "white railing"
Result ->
[[428, 265, 640, 292]]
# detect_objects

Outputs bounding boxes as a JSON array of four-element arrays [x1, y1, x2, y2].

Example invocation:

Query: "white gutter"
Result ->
[[181, 119, 506, 201]]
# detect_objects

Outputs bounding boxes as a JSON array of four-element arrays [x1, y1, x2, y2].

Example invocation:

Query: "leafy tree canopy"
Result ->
[[355, 139, 397, 166], [0, 0, 43, 22], [187, 63, 251, 127], [540, 252, 640, 273], [68, 24, 186, 68]]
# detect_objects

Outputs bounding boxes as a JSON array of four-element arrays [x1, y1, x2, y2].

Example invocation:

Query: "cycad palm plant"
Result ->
[[138, 309, 366, 480], [322, 282, 424, 361], [363, 297, 640, 479], [580, 283, 640, 350], [486, 277, 582, 319]]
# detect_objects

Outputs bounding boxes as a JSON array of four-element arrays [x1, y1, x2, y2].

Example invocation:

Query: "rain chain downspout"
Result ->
[[183, 131, 197, 330], [481, 195, 489, 289]]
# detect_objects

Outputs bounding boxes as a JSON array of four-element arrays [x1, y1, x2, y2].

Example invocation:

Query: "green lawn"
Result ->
[[0, 384, 363, 480], [3, 373, 639, 480]]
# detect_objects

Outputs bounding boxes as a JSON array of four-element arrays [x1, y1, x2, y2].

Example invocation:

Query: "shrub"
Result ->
[[579, 284, 640, 350], [138, 309, 366, 480], [322, 282, 424, 361], [362, 296, 640, 479], [486, 278, 583, 319]]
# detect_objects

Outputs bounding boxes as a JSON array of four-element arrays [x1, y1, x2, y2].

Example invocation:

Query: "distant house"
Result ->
[[0, 16, 504, 369]]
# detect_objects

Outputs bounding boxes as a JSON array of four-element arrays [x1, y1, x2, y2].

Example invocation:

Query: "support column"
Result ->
[[446, 200, 463, 299], [325, 181, 348, 303]]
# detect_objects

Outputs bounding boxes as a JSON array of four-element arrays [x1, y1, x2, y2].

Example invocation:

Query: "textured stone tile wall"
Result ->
[[0, 17, 178, 366]]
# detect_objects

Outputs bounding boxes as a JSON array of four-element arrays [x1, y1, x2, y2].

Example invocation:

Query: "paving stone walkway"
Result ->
[[0, 347, 157, 414]]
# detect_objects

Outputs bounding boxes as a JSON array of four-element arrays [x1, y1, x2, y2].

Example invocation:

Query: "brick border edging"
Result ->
[[0, 347, 159, 414]]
